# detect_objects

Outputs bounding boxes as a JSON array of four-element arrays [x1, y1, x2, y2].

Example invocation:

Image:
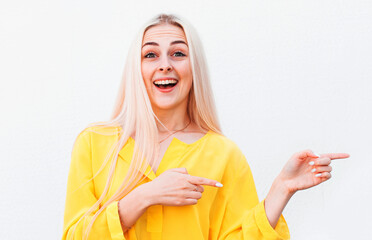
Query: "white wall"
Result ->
[[1, 0, 371, 239]]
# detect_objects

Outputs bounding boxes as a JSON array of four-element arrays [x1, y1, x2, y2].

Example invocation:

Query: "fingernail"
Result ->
[[315, 173, 322, 177], [311, 168, 316, 173], [314, 153, 321, 158], [215, 182, 223, 187], [309, 161, 315, 166]]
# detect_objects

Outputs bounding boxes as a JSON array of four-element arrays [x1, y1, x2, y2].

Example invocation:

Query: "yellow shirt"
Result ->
[[62, 127, 290, 240]]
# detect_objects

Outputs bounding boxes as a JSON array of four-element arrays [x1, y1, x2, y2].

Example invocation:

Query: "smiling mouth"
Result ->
[[153, 79, 178, 89]]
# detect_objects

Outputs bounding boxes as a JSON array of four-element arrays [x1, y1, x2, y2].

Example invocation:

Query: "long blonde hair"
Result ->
[[69, 13, 222, 239]]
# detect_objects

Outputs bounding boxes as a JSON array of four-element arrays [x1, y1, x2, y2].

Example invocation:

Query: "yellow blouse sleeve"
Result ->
[[210, 153, 290, 240], [62, 130, 126, 240]]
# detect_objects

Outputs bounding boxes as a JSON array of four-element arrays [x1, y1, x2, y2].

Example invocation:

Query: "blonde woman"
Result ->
[[62, 14, 349, 240]]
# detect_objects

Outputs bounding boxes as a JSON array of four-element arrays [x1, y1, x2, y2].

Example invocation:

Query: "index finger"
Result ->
[[320, 153, 350, 160], [187, 175, 223, 188]]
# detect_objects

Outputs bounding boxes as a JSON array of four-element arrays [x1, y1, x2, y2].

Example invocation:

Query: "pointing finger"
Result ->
[[187, 175, 223, 188], [319, 153, 350, 160]]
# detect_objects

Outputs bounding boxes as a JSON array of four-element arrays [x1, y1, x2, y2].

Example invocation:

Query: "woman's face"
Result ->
[[141, 24, 192, 112]]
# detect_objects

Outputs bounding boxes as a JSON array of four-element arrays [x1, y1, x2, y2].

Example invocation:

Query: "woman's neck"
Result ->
[[154, 106, 190, 132]]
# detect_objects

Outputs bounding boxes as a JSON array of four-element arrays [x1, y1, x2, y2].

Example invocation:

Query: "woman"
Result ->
[[62, 14, 349, 240]]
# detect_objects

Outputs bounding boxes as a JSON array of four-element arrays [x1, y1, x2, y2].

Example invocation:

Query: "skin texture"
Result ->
[[118, 24, 351, 232]]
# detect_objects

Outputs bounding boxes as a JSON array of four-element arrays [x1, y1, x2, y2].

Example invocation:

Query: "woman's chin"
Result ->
[[152, 102, 178, 111], [151, 98, 186, 111], [150, 94, 189, 112]]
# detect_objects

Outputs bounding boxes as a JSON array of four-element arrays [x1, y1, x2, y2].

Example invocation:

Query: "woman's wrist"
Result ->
[[264, 176, 295, 228], [117, 184, 154, 231], [272, 176, 295, 201], [135, 182, 157, 207], [273, 174, 296, 197]]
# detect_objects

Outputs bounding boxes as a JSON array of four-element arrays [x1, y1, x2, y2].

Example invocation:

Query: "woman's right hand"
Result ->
[[143, 168, 222, 206]]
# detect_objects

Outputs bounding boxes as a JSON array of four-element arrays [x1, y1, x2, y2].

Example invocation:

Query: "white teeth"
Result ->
[[154, 79, 178, 85]]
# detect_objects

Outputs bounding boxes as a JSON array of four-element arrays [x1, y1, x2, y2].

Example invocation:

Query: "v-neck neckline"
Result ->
[[119, 130, 212, 180], [129, 130, 212, 147]]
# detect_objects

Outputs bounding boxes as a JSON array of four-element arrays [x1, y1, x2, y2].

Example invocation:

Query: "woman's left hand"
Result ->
[[264, 150, 349, 228], [278, 149, 350, 194]]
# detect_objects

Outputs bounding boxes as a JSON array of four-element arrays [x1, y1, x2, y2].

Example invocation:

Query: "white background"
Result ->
[[1, 0, 371, 239]]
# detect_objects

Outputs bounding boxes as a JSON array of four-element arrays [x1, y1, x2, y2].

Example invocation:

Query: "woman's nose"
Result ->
[[158, 57, 173, 72], [158, 66, 172, 72]]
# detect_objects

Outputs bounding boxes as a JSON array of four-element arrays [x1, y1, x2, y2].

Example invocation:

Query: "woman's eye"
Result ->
[[173, 51, 186, 57], [144, 52, 156, 58]]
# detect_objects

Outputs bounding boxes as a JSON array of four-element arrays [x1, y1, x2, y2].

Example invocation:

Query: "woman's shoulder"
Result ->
[[206, 131, 245, 157], [206, 131, 251, 175], [74, 123, 123, 143]]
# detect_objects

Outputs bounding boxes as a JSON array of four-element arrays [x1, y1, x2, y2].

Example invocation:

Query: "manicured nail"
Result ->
[[309, 161, 315, 166], [215, 182, 223, 187], [315, 173, 322, 177], [311, 168, 316, 173]]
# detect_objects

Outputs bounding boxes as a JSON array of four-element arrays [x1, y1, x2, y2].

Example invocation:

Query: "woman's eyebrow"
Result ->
[[142, 40, 188, 48], [171, 40, 188, 46]]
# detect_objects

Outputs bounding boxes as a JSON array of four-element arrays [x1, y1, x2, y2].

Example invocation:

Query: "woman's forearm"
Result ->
[[264, 177, 294, 228], [118, 184, 153, 232]]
